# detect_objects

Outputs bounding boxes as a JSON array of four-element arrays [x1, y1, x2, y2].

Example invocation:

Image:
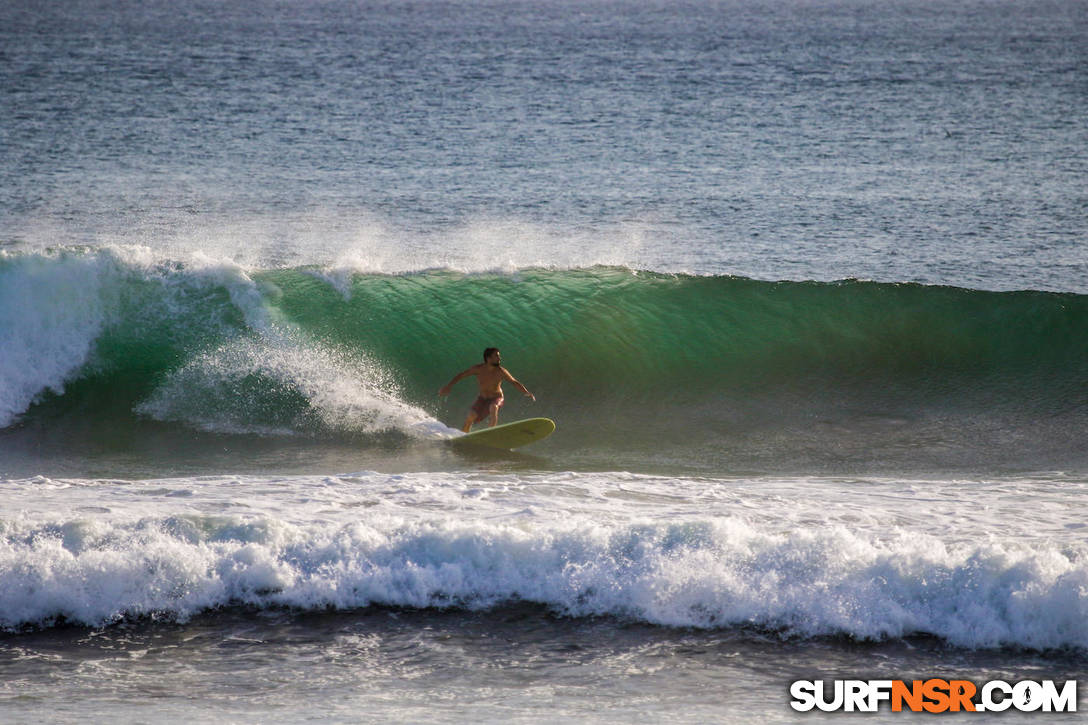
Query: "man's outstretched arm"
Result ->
[[438, 367, 475, 397], [502, 368, 536, 401]]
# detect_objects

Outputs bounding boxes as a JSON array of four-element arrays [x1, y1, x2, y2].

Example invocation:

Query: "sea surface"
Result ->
[[1, 0, 1086, 722]]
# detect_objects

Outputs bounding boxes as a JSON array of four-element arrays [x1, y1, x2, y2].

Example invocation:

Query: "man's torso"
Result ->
[[473, 364, 505, 397]]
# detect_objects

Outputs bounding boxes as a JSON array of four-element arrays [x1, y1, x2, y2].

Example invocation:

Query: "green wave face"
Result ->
[[3, 252, 1086, 473], [263, 267, 1087, 403]]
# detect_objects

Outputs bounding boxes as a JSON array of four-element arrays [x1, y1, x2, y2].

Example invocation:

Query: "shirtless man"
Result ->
[[438, 348, 536, 432]]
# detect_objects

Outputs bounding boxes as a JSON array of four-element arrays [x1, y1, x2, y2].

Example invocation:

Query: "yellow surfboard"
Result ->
[[450, 417, 556, 450]]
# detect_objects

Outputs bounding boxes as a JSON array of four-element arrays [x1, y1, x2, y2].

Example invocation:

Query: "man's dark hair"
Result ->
[[483, 347, 500, 362]]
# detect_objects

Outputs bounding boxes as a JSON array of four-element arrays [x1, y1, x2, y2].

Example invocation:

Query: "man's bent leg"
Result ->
[[487, 399, 501, 427]]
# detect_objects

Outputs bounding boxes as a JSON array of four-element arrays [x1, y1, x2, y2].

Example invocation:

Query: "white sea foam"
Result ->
[[1, 472, 1084, 650]]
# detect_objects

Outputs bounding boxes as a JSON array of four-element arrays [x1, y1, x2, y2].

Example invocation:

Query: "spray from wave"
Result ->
[[135, 331, 437, 436], [0, 246, 445, 438]]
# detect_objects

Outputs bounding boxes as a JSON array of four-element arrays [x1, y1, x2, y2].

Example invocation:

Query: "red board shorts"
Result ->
[[470, 395, 504, 422]]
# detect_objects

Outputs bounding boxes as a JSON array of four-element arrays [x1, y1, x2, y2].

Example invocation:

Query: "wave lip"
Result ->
[[1, 503, 1084, 651]]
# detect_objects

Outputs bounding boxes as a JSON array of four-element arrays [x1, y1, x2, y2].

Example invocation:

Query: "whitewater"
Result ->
[[4, 471, 1087, 650]]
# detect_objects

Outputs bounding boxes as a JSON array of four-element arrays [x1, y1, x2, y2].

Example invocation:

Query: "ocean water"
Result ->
[[1, 0, 1086, 721]]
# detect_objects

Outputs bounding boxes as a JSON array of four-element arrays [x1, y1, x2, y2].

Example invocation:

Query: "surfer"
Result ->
[[438, 348, 536, 432]]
